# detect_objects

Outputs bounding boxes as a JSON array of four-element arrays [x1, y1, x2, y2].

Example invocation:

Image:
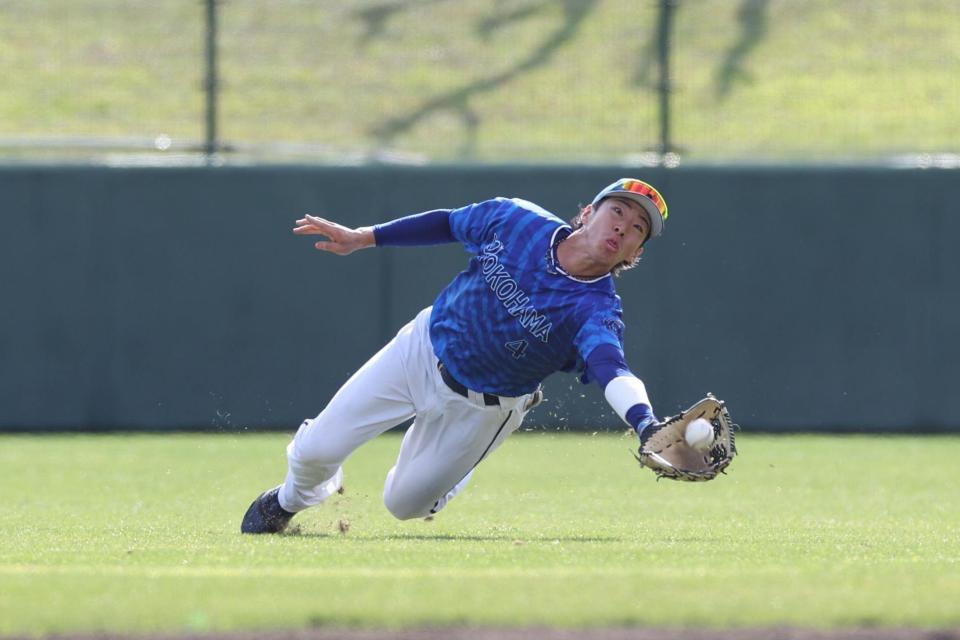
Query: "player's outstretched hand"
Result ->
[[293, 215, 375, 256]]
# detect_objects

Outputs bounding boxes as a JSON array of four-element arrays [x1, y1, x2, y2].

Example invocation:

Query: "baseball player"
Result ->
[[241, 178, 669, 533]]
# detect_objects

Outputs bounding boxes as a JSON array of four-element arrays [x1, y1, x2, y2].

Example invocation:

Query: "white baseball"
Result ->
[[685, 418, 715, 451]]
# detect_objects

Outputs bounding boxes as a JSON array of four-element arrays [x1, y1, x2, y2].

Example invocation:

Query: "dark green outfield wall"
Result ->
[[1, 165, 958, 432]]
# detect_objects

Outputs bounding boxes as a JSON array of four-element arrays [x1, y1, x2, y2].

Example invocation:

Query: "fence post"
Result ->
[[203, 0, 219, 159], [656, 0, 676, 156]]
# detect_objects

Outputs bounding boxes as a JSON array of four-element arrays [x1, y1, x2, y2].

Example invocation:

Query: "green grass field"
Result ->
[[2, 0, 959, 161], [0, 432, 958, 636]]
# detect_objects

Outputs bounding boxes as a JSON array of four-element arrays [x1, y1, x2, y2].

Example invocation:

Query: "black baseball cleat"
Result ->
[[240, 486, 295, 534]]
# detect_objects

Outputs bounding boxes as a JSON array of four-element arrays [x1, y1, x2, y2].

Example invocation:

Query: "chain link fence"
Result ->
[[1, 0, 958, 165]]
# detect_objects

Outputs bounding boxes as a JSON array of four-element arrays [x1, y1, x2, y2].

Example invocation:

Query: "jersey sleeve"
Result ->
[[573, 308, 626, 365], [373, 209, 454, 246], [447, 198, 515, 253]]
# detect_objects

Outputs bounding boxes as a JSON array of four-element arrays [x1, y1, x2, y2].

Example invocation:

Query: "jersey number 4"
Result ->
[[505, 339, 528, 359]]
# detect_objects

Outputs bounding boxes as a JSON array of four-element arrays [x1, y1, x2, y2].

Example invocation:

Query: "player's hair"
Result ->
[[570, 204, 645, 277]]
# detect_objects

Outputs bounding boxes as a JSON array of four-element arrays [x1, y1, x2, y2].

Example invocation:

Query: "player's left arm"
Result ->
[[584, 344, 657, 437], [574, 311, 657, 436]]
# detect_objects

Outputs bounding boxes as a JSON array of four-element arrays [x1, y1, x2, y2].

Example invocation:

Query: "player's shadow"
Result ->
[[284, 532, 623, 543], [374, 533, 623, 543], [359, 0, 599, 159]]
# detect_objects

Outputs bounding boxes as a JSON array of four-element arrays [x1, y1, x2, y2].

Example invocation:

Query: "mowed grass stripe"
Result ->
[[1, 555, 950, 579], [0, 563, 650, 578]]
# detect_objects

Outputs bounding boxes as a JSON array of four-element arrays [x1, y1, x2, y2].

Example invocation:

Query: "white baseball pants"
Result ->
[[279, 306, 538, 520]]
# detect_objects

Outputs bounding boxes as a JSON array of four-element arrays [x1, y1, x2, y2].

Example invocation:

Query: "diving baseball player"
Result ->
[[241, 178, 670, 533]]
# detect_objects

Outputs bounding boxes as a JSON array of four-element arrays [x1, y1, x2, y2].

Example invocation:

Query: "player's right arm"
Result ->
[[293, 209, 456, 255], [296, 199, 518, 255], [293, 215, 377, 255]]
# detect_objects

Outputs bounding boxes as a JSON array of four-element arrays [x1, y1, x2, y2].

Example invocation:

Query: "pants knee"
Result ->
[[384, 494, 432, 521], [383, 477, 435, 521]]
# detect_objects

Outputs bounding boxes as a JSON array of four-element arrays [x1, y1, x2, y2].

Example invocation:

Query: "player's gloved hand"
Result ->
[[293, 215, 375, 255], [635, 394, 738, 482]]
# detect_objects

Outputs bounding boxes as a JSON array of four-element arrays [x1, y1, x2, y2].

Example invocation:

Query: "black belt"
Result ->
[[437, 361, 500, 406]]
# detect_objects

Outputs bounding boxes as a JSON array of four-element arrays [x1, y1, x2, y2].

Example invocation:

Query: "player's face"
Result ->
[[583, 197, 651, 268]]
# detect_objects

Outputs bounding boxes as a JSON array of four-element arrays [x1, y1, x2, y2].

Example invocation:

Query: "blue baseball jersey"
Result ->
[[430, 197, 626, 397]]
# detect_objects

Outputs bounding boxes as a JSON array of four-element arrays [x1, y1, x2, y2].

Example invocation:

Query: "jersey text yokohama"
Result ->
[[479, 237, 552, 343], [429, 198, 625, 396]]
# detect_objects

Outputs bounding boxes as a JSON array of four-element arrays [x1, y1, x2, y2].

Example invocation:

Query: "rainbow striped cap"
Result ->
[[591, 178, 669, 238]]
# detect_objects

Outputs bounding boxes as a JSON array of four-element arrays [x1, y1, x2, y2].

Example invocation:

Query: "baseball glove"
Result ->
[[635, 394, 737, 482]]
